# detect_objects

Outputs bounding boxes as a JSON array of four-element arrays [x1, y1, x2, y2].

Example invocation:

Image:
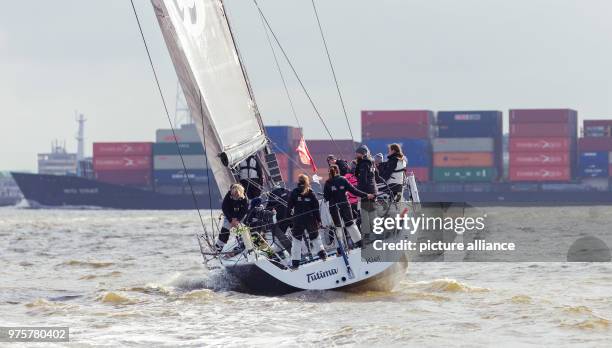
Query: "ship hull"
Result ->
[[11, 172, 221, 210]]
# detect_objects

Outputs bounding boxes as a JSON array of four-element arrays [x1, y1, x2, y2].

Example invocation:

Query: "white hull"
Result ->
[[223, 251, 408, 295]]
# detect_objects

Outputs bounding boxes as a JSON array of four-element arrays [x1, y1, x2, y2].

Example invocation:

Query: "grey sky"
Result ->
[[1, 0, 611, 171]]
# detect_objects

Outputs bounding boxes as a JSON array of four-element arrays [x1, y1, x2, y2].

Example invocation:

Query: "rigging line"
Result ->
[[129, 0, 208, 235], [252, 0, 343, 155], [199, 91, 217, 243], [258, 8, 301, 129], [310, 0, 355, 147]]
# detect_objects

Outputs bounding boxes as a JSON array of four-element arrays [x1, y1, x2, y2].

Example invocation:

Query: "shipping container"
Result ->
[[579, 166, 609, 178], [407, 167, 429, 182], [510, 123, 575, 137], [432, 167, 497, 182], [96, 170, 152, 186], [433, 152, 494, 167], [156, 124, 200, 143], [437, 123, 501, 138], [508, 166, 571, 182], [93, 156, 152, 171], [153, 169, 210, 184], [579, 151, 609, 166], [578, 137, 612, 151], [362, 123, 432, 140], [152, 142, 204, 156], [153, 155, 207, 170], [584, 120, 612, 128], [93, 142, 152, 157], [363, 139, 431, 166], [437, 111, 502, 125], [361, 110, 434, 127], [509, 137, 572, 152], [265, 126, 302, 152], [432, 138, 494, 153], [509, 109, 577, 124], [509, 152, 570, 166]]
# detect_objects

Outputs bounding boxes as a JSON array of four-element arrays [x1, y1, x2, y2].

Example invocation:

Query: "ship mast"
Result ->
[[75, 112, 86, 161]]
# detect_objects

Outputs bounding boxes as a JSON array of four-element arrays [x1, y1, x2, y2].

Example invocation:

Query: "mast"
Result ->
[[75, 112, 86, 161]]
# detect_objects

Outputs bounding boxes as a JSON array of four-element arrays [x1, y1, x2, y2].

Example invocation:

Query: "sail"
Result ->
[[151, 0, 267, 176]]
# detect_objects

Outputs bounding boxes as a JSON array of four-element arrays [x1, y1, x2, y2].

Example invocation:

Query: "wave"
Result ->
[[413, 278, 490, 293], [98, 292, 136, 305], [60, 260, 114, 269]]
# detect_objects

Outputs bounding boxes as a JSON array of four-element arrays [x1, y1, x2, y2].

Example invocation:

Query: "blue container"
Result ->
[[437, 122, 502, 138], [265, 126, 299, 152], [437, 111, 502, 125], [579, 152, 609, 177], [153, 142, 204, 156], [363, 139, 431, 166], [153, 169, 210, 185]]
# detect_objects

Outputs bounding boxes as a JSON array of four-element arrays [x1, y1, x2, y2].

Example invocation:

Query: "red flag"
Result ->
[[295, 136, 318, 173]]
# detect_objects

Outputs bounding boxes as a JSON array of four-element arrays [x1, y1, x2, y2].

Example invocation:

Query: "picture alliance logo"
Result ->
[[372, 214, 488, 235]]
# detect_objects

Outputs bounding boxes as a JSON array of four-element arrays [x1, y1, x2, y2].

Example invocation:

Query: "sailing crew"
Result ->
[[238, 155, 263, 199], [287, 174, 325, 270], [354, 145, 379, 237], [215, 183, 249, 252], [324, 165, 374, 249], [265, 186, 293, 252], [327, 155, 349, 176], [379, 143, 407, 202]]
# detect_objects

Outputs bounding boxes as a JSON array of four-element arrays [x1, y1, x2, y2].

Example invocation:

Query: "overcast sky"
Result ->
[[1, 0, 612, 171]]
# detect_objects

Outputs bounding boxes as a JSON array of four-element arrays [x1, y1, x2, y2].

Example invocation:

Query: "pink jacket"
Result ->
[[344, 173, 359, 205]]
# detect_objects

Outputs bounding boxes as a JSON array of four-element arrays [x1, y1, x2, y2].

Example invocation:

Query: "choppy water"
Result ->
[[0, 207, 610, 347]]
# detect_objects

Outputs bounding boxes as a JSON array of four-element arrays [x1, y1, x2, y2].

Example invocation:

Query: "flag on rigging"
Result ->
[[295, 136, 317, 173]]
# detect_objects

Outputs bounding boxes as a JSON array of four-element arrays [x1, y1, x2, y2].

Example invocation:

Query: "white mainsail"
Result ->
[[152, 0, 267, 191]]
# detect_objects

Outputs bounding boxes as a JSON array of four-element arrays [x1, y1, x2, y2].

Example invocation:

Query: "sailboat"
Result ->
[[147, 0, 418, 295]]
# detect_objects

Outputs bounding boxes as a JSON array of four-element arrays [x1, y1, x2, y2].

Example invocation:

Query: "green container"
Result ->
[[433, 167, 497, 182], [153, 142, 204, 156]]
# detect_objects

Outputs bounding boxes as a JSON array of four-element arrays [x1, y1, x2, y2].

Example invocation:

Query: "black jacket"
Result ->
[[324, 175, 367, 204], [380, 153, 405, 181], [245, 206, 275, 231], [222, 191, 249, 221], [266, 187, 291, 220], [355, 157, 378, 195], [287, 186, 321, 226]]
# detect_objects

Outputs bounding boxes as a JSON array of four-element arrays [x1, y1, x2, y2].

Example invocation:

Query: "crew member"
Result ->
[[238, 155, 263, 199], [215, 183, 249, 252], [354, 145, 379, 236], [265, 186, 293, 252], [287, 174, 325, 270], [327, 154, 349, 176], [379, 143, 407, 202], [344, 168, 361, 228], [324, 165, 374, 249]]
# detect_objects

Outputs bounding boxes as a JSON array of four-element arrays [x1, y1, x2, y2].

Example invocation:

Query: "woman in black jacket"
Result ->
[[324, 165, 374, 249], [215, 183, 249, 252], [287, 174, 324, 269], [380, 143, 407, 202]]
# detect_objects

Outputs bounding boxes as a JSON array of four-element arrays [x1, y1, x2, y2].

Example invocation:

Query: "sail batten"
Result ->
[[152, 0, 267, 193]]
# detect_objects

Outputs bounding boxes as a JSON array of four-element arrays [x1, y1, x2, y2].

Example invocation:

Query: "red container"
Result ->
[[509, 152, 570, 166], [408, 167, 429, 182], [306, 140, 357, 156], [509, 166, 571, 182], [433, 152, 493, 167], [363, 123, 431, 140], [96, 170, 152, 186], [509, 137, 571, 152], [510, 124, 574, 137], [93, 156, 152, 171], [578, 138, 612, 151], [510, 109, 577, 124], [362, 110, 433, 127], [93, 142, 152, 157]]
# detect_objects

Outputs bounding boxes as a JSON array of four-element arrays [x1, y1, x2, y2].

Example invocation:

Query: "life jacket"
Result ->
[[387, 157, 407, 185], [238, 156, 259, 180], [344, 173, 359, 205]]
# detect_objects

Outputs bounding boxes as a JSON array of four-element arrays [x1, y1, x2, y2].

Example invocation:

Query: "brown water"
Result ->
[[0, 208, 610, 347]]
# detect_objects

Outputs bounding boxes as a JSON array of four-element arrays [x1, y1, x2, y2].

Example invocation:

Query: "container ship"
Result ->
[[11, 109, 612, 209], [12, 123, 222, 210]]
